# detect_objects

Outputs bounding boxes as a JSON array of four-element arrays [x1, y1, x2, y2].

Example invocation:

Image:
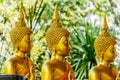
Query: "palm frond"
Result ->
[[68, 22, 101, 80]]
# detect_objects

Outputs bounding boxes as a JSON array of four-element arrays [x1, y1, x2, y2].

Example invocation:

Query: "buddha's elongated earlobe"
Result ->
[[101, 52, 104, 62], [51, 47, 56, 56]]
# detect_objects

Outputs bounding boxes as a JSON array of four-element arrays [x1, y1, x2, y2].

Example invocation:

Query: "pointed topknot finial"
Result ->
[[16, 2, 26, 27], [50, 4, 62, 28], [53, 4, 60, 22], [103, 16, 108, 31], [19, 2, 24, 21]]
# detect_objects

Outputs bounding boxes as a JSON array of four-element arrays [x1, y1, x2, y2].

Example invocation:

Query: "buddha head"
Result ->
[[10, 4, 32, 53], [94, 16, 116, 62], [46, 4, 71, 57]]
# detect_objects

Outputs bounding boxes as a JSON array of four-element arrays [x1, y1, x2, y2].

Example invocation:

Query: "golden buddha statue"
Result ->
[[4, 4, 35, 80], [41, 4, 75, 80], [88, 16, 118, 80]]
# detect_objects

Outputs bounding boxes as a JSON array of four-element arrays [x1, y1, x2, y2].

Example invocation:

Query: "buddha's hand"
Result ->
[[25, 73, 35, 80], [68, 71, 75, 80], [25, 73, 30, 79], [26, 72, 34, 80], [29, 75, 34, 80], [29, 60, 35, 80], [30, 66, 35, 80]]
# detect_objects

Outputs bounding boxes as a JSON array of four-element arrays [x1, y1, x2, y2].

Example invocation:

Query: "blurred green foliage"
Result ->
[[0, 0, 120, 80], [68, 22, 100, 79]]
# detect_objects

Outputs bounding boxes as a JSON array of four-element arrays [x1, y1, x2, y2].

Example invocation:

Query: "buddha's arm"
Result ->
[[41, 63, 53, 80], [4, 60, 16, 74], [88, 69, 100, 80]]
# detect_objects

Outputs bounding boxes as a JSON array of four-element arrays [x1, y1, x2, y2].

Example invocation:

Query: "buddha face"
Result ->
[[103, 45, 117, 62], [54, 35, 72, 57], [17, 34, 32, 53]]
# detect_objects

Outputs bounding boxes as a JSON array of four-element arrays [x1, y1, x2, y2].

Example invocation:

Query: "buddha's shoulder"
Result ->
[[4, 56, 18, 66], [5, 55, 19, 62], [89, 65, 102, 74], [42, 60, 58, 70], [42, 60, 54, 67], [89, 65, 104, 79], [90, 64, 106, 74], [41, 61, 51, 71]]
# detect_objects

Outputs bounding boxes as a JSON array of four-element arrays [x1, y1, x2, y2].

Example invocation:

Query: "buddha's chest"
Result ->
[[15, 59, 30, 75], [100, 70, 115, 80], [53, 65, 67, 80]]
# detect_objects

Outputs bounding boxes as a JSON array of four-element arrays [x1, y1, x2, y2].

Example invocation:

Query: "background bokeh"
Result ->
[[0, 0, 120, 80]]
